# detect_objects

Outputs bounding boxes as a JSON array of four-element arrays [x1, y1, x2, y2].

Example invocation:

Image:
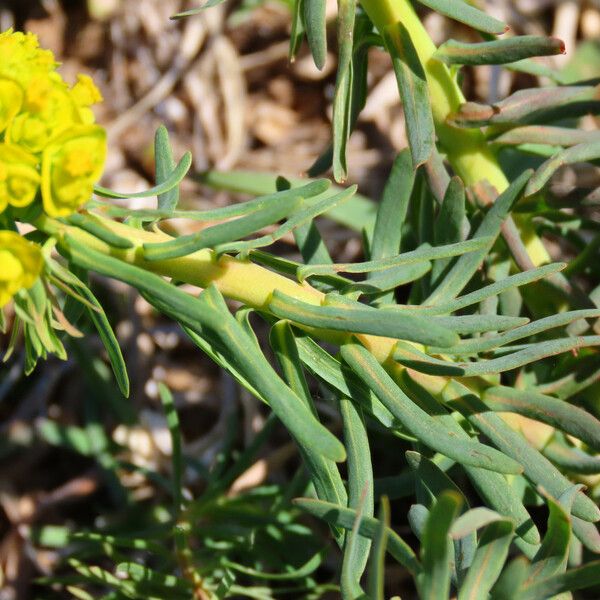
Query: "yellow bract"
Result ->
[[0, 230, 43, 307], [7, 76, 81, 153], [0, 29, 56, 88], [0, 29, 106, 217], [0, 144, 40, 211], [0, 78, 23, 134], [42, 125, 107, 217]]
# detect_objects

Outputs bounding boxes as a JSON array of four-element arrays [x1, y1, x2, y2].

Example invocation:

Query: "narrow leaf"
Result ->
[[270, 290, 459, 346], [293, 497, 421, 574], [443, 380, 600, 523], [458, 519, 515, 600], [415, 0, 507, 34], [526, 141, 600, 197], [425, 170, 532, 304], [340, 397, 374, 579], [448, 85, 600, 128], [483, 386, 600, 451], [366, 497, 390, 600], [419, 491, 462, 600], [304, 0, 327, 69], [154, 126, 179, 213], [434, 36, 565, 66], [384, 22, 435, 167], [341, 343, 523, 474], [94, 152, 191, 199]]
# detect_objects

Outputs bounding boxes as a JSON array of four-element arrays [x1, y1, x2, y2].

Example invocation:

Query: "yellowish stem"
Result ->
[[44, 215, 401, 364], [359, 0, 550, 265]]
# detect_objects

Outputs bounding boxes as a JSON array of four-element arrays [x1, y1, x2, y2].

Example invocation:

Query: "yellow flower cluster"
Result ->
[[0, 29, 106, 217], [0, 230, 42, 307]]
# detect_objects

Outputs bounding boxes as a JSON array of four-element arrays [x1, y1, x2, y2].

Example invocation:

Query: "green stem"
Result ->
[[361, 0, 506, 189], [359, 0, 550, 264], [40, 214, 398, 363]]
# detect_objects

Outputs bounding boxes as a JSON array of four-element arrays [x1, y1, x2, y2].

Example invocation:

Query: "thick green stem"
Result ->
[[41, 215, 399, 363], [360, 0, 550, 264], [361, 0, 506, 189]]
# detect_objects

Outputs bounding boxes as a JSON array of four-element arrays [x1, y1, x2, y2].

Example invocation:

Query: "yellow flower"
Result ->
[[0, 77, 24, 134], [0, 144, 40, 212], [6, 76, 81, 154], [42, 125, 106, 217], [0, 29, 56, 88], [71, 74, 103, 110], [0, 230, 43, 307]]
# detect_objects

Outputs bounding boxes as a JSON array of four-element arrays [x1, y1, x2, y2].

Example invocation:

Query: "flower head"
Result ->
[[0, 29, 106, 217], [0, 229, 43, 307], [42, 125, 106, 217], [0, 144, 40, 211], [0, 29, 56, 88], [7, 76, 80, 153]]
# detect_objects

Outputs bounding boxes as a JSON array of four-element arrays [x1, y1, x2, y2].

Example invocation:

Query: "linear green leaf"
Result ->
[[369, 150, 414, 301], [66, 238, 345, 463], [448, 85, 600, 128], [429, 306, 597, 355], [157, 383, 183, 513], [200, 285, 347, 463], [295, 334, 397, 428], [340, 397, 374, 580], [69, 273, 129, 398], [94, 151, 191, 199], [293, 497, 421, 574], [526, 486, 582, 581], [492, 556, 531, 599], [483, 386, 600, 451], [214, 186, 356, 255], [154, 125, 179, 213], [571, 516, 600, 553], [395, 335, 600, 376], [443, 380, 600, 523], [432, 176, 466, 284], [371, 150, 414, 262], [419, 491, 462, 600], [71, 532, 169, 556], [304, 0, 327, 69], [270, 290, 459, 346], [415, 0, 507, 34], [332, 0, 355, 182], [198, 169, 377, 233], [222, 549, 325, 581], [450, 507, 505, 539], [170, 0, 226, 19], [492, 125, 600, 148], [298, 238, 489, 280], [366, 497, 390, 600], [341, 344, 523, 474], [426, 170, 532, 304], [406, 450, 475, 582], [270, 320, 348, 546], [427, 262, 566, 317], [526, 140, 600, 197], [543, 441, 600, 475], [431, 314, 529, 334], [67, 213, 134, 249], [341, 487, 368, 599], [384, 22, 434, 167], [289, 0, 305, 61], [520, 560, 600, 600], [142, 192, 309, 260], [458, 519, 515, 600], [434, 36, 565, 66], [401, 371, 539, 545]]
